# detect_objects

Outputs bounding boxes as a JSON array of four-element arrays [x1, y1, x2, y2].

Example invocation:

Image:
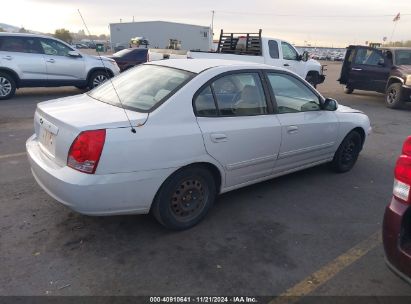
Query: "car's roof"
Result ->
[[0, 32, 55, 39], [147, 59, 275, 74]]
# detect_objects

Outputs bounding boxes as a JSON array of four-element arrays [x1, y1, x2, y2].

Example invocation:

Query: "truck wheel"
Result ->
[[306, 72, 319, 88], [88, 71, 110, 89], [151, 166, 216, 230], [344, 87, 354, 94], [385, 83, 404, 109], [0, 72, 16, 100]]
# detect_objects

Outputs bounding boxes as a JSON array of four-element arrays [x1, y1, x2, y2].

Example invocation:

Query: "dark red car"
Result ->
[[108, 48, 148, 72], [383, 136, 411, 283]]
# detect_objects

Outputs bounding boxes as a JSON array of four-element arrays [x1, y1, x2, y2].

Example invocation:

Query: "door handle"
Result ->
[[46, 59, 55, 63], [2, 56, 12, 60], [286, 126, 299, 134], [352, 68, 362, 71], [210, 133, 228, 143], [283, 63, 290, 67]]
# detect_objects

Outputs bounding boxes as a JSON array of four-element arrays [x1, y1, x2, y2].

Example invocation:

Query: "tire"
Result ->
[[385, 83, 404, 109], [330, 131, 362, 173], [344, 87, 354, 94], [151, 166, 217, 230], [306, 72, 319, 88], [88, 71, 110, 89], [0, 72, 16, 100]]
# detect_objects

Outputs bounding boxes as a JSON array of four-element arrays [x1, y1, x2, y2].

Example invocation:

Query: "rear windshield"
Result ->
[[395, 50, 411, 65], [88, 65, 195, 112]]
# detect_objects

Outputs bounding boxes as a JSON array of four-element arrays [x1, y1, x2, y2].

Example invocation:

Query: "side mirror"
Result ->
[[301, 51, 309, 62], [377, 58, 385, 66], [68, 51, 81, 57], [323, 98, 338, 111]]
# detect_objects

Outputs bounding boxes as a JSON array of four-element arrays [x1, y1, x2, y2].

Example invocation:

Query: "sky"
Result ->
[[2, 0, 411, 47]]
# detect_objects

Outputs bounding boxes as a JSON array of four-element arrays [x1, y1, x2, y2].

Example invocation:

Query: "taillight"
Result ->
[[393, 137, 411, 203], [67, 130, 106, 174]]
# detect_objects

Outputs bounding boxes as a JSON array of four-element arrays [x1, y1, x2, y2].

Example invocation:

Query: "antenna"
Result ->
[[77, 9, 136, 134]]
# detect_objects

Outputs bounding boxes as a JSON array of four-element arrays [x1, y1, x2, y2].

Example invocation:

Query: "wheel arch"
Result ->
[[86, 68, 114, 83], [0, 68, 20, 88], [386, 77, 404, 91]]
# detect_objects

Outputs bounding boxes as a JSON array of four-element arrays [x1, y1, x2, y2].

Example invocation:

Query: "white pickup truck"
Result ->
[[148, 30, 325, 87]]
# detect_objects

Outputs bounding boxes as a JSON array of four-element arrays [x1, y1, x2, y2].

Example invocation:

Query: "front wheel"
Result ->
[[385, 83, 404, 109], [151, 166, 217, 230], [0, 72, 16, 100], [88, 71, 110, 89], [330, 131, 362, 173], [306, 72, 319, 88], [344, 87, 354, 94]]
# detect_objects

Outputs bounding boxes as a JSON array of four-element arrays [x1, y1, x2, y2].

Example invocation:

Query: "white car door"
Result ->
[[39, 38, 86, 82], [265, 71, 339, 173], [194, 71, 282, 188], [280, 41, 306, 78]]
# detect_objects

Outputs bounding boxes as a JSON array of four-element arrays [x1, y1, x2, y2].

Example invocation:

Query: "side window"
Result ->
[[267, 73, 321, 114], [212, 73, 267, 116], [40, 39, 72, 56], [268, 40, 279, 59], [194, 86, 218, 117], [0, 36, 42, 54], [354, 48, 384, 66], [281, 42, 298, 61]]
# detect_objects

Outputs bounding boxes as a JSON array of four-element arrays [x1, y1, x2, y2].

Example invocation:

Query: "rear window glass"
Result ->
[[88, 64, 194, 112], [395, 50, 411, 65], [0, 36, 43, 54], [268, 40, 279, 59]]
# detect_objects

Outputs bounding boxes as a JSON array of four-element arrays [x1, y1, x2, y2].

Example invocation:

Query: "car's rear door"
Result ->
[[0, 36, 47, 82], [265, 71, 339, 173], [347, 46, 390, 92], [194, 71, 282, 188]]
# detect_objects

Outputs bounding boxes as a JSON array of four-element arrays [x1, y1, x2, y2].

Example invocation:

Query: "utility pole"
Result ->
[[211, 10, 215, 39]]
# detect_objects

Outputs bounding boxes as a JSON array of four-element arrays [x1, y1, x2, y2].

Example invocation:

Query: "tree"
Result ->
[[18, 27, 29, 33], [0, 27, 5, 32], [54, 28, 72, 43]]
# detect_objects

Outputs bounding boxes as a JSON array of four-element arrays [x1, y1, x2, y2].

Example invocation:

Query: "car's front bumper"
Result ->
[[383, 197, 411, 283], [26, 134, 173, 216], [402, 85, 411, 102]]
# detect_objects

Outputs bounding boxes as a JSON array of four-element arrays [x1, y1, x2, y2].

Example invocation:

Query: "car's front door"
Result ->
[[194, 71, 282, 188], [280, 41, 305, 77], [265, 71, 339, 173], [39, 38, 86, 83], [348, 47, 391, 92]]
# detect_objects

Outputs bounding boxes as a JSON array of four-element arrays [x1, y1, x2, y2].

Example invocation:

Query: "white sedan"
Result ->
[[27, 59, 371, 230]]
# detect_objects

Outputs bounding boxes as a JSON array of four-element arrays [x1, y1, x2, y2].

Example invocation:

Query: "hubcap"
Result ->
[[0, 77, 12, 97], [92, 74, 108, 88], [341, 139, 356, 165], [170, 178, 207, 222], [387, 88, 397, 104]]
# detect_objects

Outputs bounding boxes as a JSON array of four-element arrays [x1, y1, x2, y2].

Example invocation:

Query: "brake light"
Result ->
[[67, 130, 106, 174], [393, 138, 411, 203]]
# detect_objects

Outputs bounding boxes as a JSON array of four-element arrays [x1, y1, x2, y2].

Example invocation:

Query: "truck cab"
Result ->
[[339, 45, 411, 108]]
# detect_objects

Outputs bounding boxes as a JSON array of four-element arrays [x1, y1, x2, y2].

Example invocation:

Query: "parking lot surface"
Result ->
[[1, 62, 411, 297]]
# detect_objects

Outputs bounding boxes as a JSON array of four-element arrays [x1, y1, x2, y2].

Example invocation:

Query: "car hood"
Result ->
[[397, 65, 411, 75], [336, 104, 363, 114]]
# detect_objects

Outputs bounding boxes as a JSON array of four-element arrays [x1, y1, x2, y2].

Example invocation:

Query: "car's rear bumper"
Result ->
[[26, 134, 173, 216], [383, 197, 411, 283]]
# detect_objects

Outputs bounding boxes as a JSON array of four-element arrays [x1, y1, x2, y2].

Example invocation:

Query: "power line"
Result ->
[[217, 10, 411, 18]]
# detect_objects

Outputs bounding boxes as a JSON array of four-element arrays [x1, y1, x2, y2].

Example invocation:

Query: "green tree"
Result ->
[[54, 28, 72, 43]]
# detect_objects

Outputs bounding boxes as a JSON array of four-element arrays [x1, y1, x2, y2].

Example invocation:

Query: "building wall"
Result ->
[[110, 21, 211, 51]]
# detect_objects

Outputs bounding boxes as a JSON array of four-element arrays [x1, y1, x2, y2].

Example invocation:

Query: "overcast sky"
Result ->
[[3, 0, 411, 47]]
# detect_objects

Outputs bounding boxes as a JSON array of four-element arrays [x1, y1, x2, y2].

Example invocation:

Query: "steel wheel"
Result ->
[[341, 139, 357, 166], [0, 76, 12, 97], [385, 83, 403, 109], [170, 178, 208, 222], [386, 88, 397, 105], [331, 131, 362, 173]]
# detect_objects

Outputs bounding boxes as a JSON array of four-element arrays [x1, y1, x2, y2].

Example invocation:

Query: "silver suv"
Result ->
[[0, 33, 120, 100]]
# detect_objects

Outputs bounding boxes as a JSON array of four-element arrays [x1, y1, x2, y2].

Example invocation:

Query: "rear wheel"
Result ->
[[344, 87, 354, 94], [151, 166, 216, 230], [331, 131, 362, 173], [385, 83, 404, 109], [0, 72, 16, 100]]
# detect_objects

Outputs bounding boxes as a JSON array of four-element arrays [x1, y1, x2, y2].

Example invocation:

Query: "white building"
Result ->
[[109, 21, 212, 51]]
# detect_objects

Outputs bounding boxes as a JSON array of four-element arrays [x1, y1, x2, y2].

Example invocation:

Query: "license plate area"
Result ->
[[39, 127, 56, 157]]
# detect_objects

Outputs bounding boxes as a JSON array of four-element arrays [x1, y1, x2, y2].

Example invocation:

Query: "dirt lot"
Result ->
[[0, 61, 411, 299]]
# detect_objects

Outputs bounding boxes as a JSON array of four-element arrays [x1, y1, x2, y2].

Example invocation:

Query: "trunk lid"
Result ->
[[34, 93, 148, 167]]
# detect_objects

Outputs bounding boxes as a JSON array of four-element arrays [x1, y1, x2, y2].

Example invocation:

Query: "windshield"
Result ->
[[88, 64, 195, 112], [395, 50, 411, 65], [112, 49, 132, 57]]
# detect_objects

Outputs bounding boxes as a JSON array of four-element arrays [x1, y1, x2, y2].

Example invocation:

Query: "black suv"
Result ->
[[339, 45, 411, 109]]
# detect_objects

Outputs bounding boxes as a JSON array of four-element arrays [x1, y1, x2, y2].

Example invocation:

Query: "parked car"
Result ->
[[383, 136, 411, 284], [26, 59, 371, 230], [108, 48, 148, 72], [339, 45, 411, 109], [0, 33, 120, 99], [149, 30, 326, 88]]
